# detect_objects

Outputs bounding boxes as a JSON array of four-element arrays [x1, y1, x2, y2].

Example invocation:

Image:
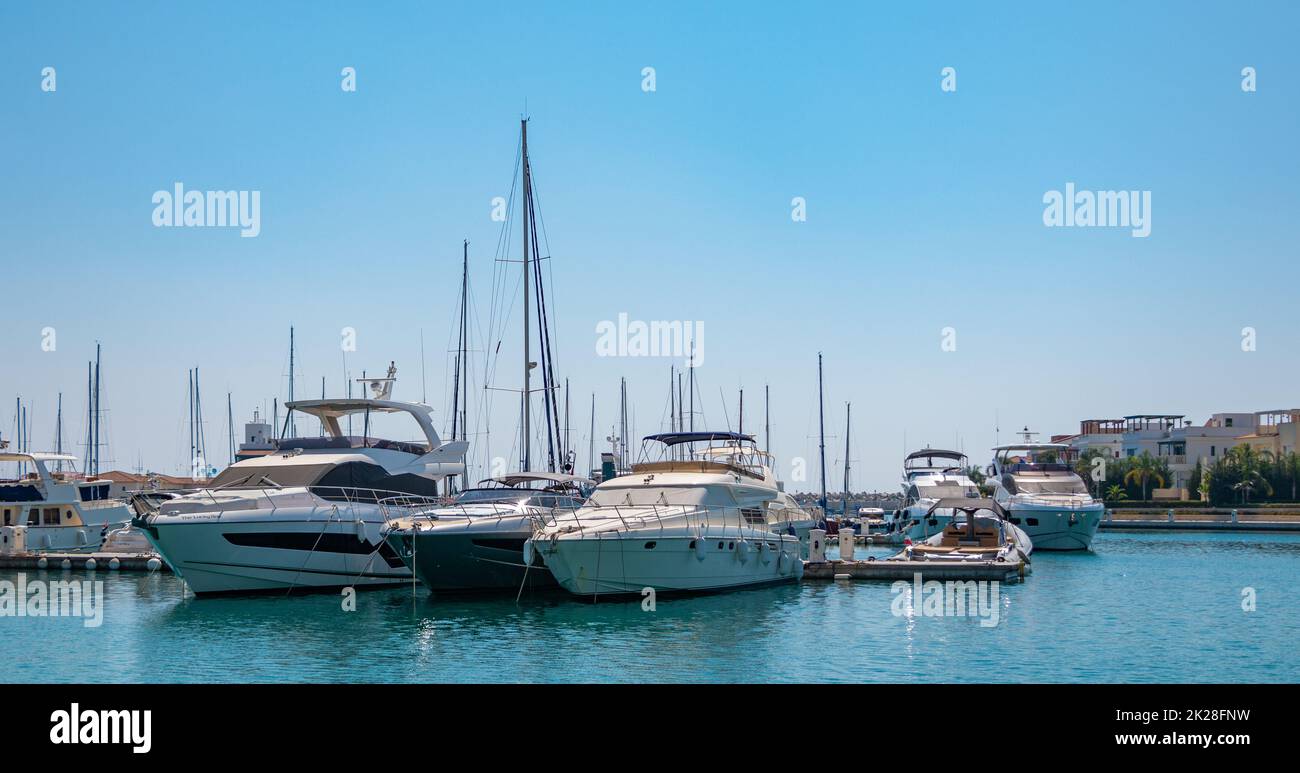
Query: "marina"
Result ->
[[4, 530, 1296, 684]]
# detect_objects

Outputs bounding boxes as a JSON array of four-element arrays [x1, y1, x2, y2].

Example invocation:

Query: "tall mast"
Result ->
[[84, 364, 92, 473], [843, 402, 851, 514], [688, 345, 695, 433], [588, 392, 595, 476], [817, 352, 827, 513], [92, 343, 100, 477], [460, 239, 469, 442], [564, 378, 571, 471], [620, 378, 628, 471], [55, 392, 63, 471], [227, 392, 234, 467], [288, 326, 296, 437], [521, 119, 531, 472], [739, 388, 744, 435], [764, 384, 770, 454]]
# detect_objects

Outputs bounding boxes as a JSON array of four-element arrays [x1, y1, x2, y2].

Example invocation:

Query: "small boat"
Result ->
[[884, 448, 983, 542], [0, 452, 133, 554], [384, 472, 591, 593], [891, 498, 1033, 564]]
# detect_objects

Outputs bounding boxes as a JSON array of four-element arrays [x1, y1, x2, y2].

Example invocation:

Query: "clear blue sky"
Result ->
[[2, 2, 1298, 490]]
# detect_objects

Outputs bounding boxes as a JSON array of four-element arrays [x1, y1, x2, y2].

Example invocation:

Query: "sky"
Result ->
[[2, 2, 1298, 491]]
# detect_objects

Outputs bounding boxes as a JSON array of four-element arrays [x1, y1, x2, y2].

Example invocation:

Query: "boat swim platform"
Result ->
[[802, 559, 1026, 583], [0, 551, 170, 573]]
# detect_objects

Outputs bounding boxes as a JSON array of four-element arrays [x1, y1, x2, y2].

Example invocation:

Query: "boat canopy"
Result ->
[[644, 431, 755, 446], [284, 398, 443, 449], [924, 497, 1010, 520], [904, 448, 965, 462]]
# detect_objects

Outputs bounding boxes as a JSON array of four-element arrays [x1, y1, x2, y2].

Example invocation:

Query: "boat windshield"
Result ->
[[209, 463, 337, 489], [1013, 478, 1089, 495], [454, 488, 583, 510]]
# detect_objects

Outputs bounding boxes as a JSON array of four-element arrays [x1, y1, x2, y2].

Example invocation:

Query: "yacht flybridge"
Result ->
[[987, 442, 1103, 551], [134, 370, 469, 594], [885, 448, 981, 542], [384, 471, 592, 593], [1, 452, 133, 554], [527, 432, 806, 598]]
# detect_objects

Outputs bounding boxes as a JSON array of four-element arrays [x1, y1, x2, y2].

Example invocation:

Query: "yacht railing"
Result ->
[[1007, 493, 1100, 509], [531, 503, 799, 541]]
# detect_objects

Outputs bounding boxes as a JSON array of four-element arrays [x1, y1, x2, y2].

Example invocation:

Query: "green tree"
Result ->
[[1105, 484, 1128, 501]]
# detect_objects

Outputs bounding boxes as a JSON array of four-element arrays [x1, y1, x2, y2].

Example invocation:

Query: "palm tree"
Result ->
[[1226, 445, 1274, 504], [1123, 451, 1165, 500], [1105, 484, 1128, 502]]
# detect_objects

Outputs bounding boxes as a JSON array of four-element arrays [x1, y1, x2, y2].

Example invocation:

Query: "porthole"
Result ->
[[644, 541, 657, 550], [728, 542, 735, 550]]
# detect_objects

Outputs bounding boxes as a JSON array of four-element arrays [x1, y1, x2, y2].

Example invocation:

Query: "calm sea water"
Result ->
[[4, 531, 1298, 683]]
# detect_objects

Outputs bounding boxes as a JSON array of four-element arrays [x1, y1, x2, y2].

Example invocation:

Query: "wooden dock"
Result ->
[[0, 551, 170, 573], [802, 558, 1026, 583], [1099, 509, 1300, 533]]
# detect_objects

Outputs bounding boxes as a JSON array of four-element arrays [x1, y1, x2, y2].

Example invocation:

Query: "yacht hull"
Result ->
[[535, 531, 803, 598], [1004, 501, 1103, 551], [387, 525, 556, 592], [140, 508, 412, 595]]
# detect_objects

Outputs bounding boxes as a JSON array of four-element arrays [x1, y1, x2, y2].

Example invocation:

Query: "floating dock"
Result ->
[[802, 558, 1026, 583], [1099, 509, 1300, 533], [0, 551, 169, 573]]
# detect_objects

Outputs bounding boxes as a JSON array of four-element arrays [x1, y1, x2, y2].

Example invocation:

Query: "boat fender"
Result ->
[[60, 559, 72, 570], [793, 557, 804, 580], [109, 557, 121, 570], [778, 550, 791, 574], [737, 539, 751, 563], [522, 539, 535, 566], [759, 540, 772, 564], [694, 537, 707, 561], [85, 557, 97, 570], [37, 557, 48, 569], [77, 530, 89, 546], [146, 557, 163, 572]]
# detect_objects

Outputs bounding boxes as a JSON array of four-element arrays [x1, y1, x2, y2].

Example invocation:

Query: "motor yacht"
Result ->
[[526, 432, 804, 598], [384, 472, 591, 593], [987, 442, 1103, 551], [0, 452, 133, 553], [885, 448, 982, 543], [134, 374, 468, 594]]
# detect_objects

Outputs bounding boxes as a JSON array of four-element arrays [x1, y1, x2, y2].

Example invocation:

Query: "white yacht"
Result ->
[[384, 472, 591, 593], [987, 442, 1103, 551], [886, 448, 982, 543], [0, 452, 134, 554], [527, 432, 804, 598], [134, 374, 468, 594]]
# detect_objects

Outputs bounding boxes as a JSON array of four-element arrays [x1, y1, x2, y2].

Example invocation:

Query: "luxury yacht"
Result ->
[[384, 472, 591, 593], [885, 448, 982, 542], [526, 432, 804, 598], [0, 452, 134, 553], [134, 374, 468, 594], [987, 443, 1103, 551]]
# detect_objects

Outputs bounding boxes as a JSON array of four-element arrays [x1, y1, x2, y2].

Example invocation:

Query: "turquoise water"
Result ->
[[4, 531, 1298, 683]]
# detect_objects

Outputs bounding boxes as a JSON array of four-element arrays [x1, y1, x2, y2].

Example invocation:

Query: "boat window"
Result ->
[[27, 508, 39, 525], [209, 463, 338, 489], [44, 507, 61, 525], [2, 508, 10, 526]]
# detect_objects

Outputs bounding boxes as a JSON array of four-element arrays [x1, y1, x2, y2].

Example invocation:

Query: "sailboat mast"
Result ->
[[55, 392, 63, 469], [92, 343, 100, 477], [817, 352, 827, 513], [520, 119, 532, 472], [227, 392, 234, 467], [460, 239, 469, 442], [764, 384, 770, 454], [288, 326, 296, 438], [739, 388, 744, 435], [588, 392, 595, 475], [843, 402, 851, 514]]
